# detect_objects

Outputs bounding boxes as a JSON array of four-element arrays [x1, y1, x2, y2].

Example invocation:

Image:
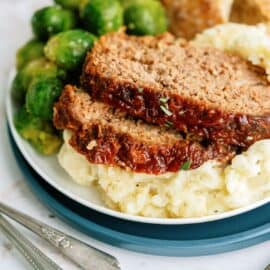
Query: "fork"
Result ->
[[0, 214, 62, 270], [0, 201, 121, 270]]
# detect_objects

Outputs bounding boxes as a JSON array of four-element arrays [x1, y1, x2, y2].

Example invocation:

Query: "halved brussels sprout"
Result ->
[[11, 58, 66, 104], [26, 76, 63, 120], [80, 0, 123, 36], [44, 29, 96, 71], [54, 0, 81, 10], [31, 6, 77, 40], [14, 107, 62, 155], [124, 0, 168, 36], [16, 39, 44, 70]]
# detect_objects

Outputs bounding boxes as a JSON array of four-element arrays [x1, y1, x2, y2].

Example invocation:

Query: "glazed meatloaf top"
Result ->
[[54, 85, 235, 174], [82, 31, 270, 148]]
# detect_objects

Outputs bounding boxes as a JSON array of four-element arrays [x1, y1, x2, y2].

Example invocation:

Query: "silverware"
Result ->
[[0, 214, 63, 270], [0, 202, 121, 270]]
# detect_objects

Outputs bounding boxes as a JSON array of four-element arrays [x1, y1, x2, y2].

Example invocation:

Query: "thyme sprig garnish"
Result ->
[[160, 105, 173, 116], [159, 96, 172, 116], [159, 96, 169, 103], [164, 120, 173, 128], [180, 160, 191, 170]]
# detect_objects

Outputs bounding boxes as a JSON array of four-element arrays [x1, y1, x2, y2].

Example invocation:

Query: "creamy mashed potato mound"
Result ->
[[192, 23, 270, 80], [59, 131, 270, 218]]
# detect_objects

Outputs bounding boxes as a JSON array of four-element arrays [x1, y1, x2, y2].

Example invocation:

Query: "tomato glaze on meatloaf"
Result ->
[[53, 85, 236, 174]]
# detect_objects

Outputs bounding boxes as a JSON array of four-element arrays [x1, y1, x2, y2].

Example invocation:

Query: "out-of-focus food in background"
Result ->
[[230, 0, 270, 24], [161, 0, 233, 39], [161, 0, 270, 39]]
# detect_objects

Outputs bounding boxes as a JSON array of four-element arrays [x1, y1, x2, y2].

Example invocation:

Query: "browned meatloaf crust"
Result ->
[[81, 31, 270, 149], [54, 85, 236, 174]]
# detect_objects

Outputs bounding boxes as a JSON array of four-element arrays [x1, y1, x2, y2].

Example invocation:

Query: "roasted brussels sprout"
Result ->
[[16, 39, 44, 70], [26, 76, 63, 120], [11, 72, 25, 104], [44, 29, 96, 71], [80, 0, 123, 36], [31, 6, 77, 40], [54, 0, 81, 10], [79, 0, 88, 11], [21, 58, 66, 89], [11, 58, 66, 104], [124, 0, 168, 36], [119, 0, 150, 8], [14, 107, 62, 155]]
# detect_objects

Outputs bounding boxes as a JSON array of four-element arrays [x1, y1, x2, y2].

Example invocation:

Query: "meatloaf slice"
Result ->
[[54, 85, 235, 175], [81, 31, 270, 149]]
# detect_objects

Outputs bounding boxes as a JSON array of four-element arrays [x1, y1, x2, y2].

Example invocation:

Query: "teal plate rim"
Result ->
[[8, 128, 270, 256]]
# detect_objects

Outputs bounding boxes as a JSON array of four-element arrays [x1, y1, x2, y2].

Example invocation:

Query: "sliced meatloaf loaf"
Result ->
[[54, 85, 235, 174], [81, 31, 270, 149]]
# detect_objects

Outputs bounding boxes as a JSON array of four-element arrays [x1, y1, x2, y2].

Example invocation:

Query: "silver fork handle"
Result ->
[[0, 214, 62, 270], [0, 202, 120, 270]]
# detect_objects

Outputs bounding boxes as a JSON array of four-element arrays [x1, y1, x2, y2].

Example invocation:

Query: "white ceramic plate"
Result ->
[[6, 70, 270, 225]]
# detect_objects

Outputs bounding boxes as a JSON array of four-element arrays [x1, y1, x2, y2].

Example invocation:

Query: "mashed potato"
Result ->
[[192, 23, 270, 80], [59, 131, 270, 218]]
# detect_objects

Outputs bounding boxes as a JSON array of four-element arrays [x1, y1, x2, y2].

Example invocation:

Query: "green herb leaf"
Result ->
[[160, 105, 173, 116], [138, 87, 144, 93], [164, 120, 173, 128], [180, 160, 191, 170], [159, 96, 169, 103]]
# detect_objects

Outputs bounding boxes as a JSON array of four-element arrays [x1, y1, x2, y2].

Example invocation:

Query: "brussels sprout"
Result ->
[[44, 29, 96, 71], [31, 6, 77, 40], [80, 0, 123, 36], [14, 107, 62, 155], [11, 58, 66, 104], [124, 0, 168, 36], [16, 39, 44, 70], [11, 72, 25, 104], [26, 76, 63, 120], [120, 0, 156, 8], [79, 0, 88, 11], [54, 0, 81, 10], [21, 58, 66, 90]]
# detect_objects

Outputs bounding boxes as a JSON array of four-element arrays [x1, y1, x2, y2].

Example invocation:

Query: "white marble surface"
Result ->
[[1, 0, 270, 269]]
